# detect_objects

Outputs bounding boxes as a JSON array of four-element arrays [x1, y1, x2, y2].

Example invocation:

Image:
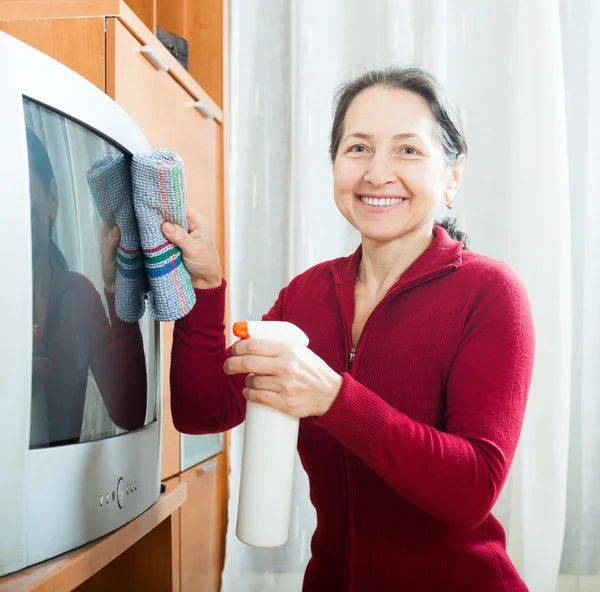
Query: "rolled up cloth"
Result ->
[[131, 148, 195, 322], [86, 153, 147, 323]]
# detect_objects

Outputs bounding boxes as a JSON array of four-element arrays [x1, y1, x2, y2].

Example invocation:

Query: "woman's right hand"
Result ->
[[162, 206, 222, 290]]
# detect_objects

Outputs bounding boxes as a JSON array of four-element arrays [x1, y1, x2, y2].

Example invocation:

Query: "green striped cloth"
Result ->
[[131, 149, 195, 322]]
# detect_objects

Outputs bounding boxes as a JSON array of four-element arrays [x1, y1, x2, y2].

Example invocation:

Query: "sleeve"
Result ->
[[170, 280, 284, 434], [314, 264, 536, 529], [90, 289, 148, 431]]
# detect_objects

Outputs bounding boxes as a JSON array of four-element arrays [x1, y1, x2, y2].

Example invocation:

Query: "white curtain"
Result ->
[[225, 1, 600, 590]]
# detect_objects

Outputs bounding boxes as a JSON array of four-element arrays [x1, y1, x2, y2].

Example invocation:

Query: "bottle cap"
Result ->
[[233, 321, 250, 339]]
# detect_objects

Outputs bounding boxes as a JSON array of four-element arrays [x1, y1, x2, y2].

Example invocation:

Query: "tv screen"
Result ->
[[24, 97, 158, 450]]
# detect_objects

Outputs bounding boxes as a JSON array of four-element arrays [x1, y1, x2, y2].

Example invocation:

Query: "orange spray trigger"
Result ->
[[233, 321, 250, 340]]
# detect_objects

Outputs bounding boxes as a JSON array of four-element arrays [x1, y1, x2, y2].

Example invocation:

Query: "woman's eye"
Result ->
[[400, 146, 419, 156], [349, 145, 368, 153]]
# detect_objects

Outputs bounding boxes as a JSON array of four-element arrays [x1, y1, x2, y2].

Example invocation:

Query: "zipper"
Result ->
[[348, 347, 356, 366]]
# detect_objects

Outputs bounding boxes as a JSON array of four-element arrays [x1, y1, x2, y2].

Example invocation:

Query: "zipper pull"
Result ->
[[348, 347, 356, 366]]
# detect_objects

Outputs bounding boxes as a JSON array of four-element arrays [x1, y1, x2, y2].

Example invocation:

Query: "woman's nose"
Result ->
[[363, 154, 397, 187]]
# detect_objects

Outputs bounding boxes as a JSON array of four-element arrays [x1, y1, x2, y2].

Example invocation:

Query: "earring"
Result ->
[[445, 199, 453, 210]]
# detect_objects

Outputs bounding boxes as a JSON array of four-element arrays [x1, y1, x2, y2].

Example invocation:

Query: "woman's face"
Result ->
[[333, 86, 463, 243]]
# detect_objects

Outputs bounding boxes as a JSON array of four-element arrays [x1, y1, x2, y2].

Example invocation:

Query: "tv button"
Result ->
[[117, 478, 125, 508]]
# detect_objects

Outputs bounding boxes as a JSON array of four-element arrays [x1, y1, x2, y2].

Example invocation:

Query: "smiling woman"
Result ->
[[165, 65, 535, 591]]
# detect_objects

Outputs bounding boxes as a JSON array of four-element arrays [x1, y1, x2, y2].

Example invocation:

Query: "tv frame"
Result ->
[[0, 31, 162, 577]]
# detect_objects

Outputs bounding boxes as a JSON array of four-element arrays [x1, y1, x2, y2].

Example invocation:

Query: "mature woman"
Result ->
[[27, 128, 147, 447], [164, 66, 535, 591]]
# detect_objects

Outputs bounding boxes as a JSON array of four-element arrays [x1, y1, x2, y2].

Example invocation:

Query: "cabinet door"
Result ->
[[111, 18, 181, 480], [174, 85, 221, 257], [111, 19, 179, 147], [180, 455, 225, 592]]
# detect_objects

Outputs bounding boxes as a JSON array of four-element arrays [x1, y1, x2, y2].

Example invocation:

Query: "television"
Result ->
[[0, 32, 162, 577]]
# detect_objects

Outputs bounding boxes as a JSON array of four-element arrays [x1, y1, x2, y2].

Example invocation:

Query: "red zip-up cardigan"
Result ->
[[170, 227, 535, 591]]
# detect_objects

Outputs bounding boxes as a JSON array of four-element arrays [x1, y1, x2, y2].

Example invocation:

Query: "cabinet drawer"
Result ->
[[111, 19, 220, 248], [174, 83, 220, 244], [180, 456, 225, 592], [113, 19, 179, 148]]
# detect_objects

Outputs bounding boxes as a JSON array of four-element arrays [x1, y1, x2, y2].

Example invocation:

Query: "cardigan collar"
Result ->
[[329, 225, 464, 293]]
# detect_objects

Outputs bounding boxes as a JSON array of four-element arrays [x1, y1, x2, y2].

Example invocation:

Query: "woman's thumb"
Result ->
[[162, 222, 188, 248]]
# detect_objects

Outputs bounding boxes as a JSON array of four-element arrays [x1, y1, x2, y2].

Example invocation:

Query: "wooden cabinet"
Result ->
[[180, 455, 226, 592]]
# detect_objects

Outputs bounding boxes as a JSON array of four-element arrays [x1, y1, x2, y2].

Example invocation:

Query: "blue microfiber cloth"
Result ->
[[131, 148, 196, 322], [86, 154, 147, 323]]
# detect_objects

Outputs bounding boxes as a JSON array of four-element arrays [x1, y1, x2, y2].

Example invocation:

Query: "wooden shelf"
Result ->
[[0, 482, 187, 592]]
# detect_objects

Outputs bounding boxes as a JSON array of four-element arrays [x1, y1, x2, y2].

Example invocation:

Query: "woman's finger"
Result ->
[[223, 354, 278, 376], [245, 373, 280, 392], [185, 205, 205, 232], [242, 387, 285, 412], [232, 338, 285, 358]]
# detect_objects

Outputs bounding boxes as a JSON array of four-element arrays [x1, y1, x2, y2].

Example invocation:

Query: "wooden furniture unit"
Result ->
[[0, 1, 229, 590], [0, 483, 187, 592]]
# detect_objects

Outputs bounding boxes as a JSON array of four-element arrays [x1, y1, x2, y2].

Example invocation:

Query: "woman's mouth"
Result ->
[[358, 195, 407, 209]]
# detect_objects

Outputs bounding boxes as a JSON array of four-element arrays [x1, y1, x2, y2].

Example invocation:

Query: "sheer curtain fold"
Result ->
[[225, 1, 599, 590]]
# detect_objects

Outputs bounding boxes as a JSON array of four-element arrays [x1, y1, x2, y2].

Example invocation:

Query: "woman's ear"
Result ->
[[444, 155, 465, 208], [48, 179, 59, 223]]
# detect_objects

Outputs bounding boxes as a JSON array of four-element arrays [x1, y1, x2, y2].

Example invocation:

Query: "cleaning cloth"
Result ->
[[131, 148, 195, 322], [86, 153, 147, 322]]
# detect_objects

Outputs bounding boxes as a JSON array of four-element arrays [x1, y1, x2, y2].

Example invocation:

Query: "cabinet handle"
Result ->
[[140, 45, 169, 72], [196, 461, 218, 476], [190, 100, 216, 120]]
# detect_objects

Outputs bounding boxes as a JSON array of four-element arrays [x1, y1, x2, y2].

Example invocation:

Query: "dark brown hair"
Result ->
[[330, 65, 470, 249]]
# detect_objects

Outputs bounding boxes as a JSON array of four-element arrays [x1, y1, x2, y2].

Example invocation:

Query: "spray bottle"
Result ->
[[232, 320, 310, 548]]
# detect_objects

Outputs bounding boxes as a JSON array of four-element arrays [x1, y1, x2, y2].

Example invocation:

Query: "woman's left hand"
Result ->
[[101, 223, 120, 292], [224, 339, 343, 418]]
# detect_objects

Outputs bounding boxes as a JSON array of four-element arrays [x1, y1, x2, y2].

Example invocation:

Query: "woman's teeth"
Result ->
[[360, 196, 405, 207]]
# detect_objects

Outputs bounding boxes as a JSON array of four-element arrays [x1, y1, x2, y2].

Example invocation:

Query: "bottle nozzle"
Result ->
[[233, 321, 250, 340]]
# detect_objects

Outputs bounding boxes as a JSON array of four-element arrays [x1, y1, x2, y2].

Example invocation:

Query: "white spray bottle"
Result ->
[[232, 320, 309, 548]]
